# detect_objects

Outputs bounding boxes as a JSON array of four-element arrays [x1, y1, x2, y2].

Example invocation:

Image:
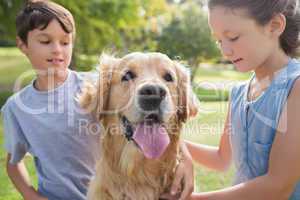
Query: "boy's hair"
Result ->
[[16, 0, 76, 44], [208, 0, 300, 57]]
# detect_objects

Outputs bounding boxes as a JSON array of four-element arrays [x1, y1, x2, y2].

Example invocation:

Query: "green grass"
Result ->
[[182, 101, 234, 192], [194, 64, 252, 82], [0, 47, 34, 88], [0, 102, 234, 198], [0, 47, 238, 198], [0, 47, 251, 88], [0, 117, 38, 200], [0, 47, 249, 103]]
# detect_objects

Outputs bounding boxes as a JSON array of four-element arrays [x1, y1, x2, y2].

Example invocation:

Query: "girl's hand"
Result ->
[[160, 140, 194, 200], [188, 192, 204, 200], [160, 156, 194, 200], [170, 156, 194, 200]]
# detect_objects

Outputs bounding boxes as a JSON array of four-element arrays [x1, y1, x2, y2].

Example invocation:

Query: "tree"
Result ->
[[0, 0, 24, 45], [157, 2, 220, 81], [54, 0, 169, 70], [0, 0, 222, 75], [0, 0, 169, 70]]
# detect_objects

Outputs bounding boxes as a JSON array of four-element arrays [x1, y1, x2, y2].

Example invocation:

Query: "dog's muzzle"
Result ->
[[138, 84, 166, 111], [121, 113, 170, 159], [121, 114, 161, 141]]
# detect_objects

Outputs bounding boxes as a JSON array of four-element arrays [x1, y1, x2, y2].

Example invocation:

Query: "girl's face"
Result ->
[[208, 6, 276, 72]]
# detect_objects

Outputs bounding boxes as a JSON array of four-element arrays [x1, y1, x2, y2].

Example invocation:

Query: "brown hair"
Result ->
[[208, 0, 300, 57], [16, 0, 76, 44]]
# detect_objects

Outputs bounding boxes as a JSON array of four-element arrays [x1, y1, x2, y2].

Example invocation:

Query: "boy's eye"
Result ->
[[40, 40, 50, 44], [62, 42, 70, 45]]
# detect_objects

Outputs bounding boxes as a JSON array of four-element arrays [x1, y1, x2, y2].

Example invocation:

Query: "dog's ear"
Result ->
[[79, 53, 119, 121], [174, 62, 199, 122], [78, 80, 98, 115], [96, 54, 120, 121]]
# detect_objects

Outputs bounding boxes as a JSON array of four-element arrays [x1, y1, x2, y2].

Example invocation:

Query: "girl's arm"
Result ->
[[6, 154, 47, 200], [185, 102, 232, 172], [190, 79, 300, 200]]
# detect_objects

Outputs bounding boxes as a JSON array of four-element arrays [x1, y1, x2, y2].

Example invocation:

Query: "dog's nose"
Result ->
[[138, 84, 166, 111]]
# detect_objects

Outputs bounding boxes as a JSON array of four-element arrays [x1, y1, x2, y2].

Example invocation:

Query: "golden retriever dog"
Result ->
[[79, 52, 198, 200]]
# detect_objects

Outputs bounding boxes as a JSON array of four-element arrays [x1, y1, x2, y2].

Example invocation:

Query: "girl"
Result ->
[[186, 0, 300, 199]]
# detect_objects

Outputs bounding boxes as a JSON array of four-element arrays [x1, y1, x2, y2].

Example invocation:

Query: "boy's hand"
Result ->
[[34, 194, 48, 200], [30, 196, 48, 200], [26, 195, 48, 200], [24, 190, 48, 200]]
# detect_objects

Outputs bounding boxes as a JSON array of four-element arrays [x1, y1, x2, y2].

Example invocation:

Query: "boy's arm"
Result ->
[[185, 102, 232, 172], [6, 154, 47, 200]]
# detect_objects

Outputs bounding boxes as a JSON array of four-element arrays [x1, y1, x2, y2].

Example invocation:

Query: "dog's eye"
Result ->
[[163, 73, 174, 82], [121, 71, 136, 82]]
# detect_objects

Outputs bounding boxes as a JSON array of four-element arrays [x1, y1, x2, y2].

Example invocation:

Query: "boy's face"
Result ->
[[17, 19, 73, 75]]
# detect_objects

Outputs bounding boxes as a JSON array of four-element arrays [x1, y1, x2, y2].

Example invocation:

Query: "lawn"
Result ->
[[0, 102, 234, 199], [0, 47, 251, 89], [0, 47, 240, 198], [195, 65, 251, 82], [0, 118, 38, 200], [182, 101, 235, 192], [0, 48, 33, 89]]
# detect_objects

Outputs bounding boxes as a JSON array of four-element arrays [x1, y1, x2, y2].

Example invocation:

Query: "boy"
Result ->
[[2, 1, 101, 200], [2, 1, 193, 200]]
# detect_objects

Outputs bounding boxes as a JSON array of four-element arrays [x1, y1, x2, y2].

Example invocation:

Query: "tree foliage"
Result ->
[[54, 0, 169, 70], [54, 0, 169, 54], [0, 0, 220, 72], [0, 0, 24, 45], [157, 2, 220, 80]]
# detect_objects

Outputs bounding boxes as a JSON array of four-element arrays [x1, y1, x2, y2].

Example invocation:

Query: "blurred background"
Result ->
[[0, 0, 254, 199]]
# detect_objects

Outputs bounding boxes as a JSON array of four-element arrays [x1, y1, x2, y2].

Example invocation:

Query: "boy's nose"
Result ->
[[52, 42, 62, 53]]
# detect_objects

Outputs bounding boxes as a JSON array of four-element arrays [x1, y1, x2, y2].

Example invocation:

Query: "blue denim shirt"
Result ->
[[230, 59, 300, 199]]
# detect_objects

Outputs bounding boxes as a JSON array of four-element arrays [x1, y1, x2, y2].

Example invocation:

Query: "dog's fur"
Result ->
[[79, 52, 198, 200]]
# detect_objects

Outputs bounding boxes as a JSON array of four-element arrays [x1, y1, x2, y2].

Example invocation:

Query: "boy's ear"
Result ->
[[16, 36, 28, 55], [269, 13, 286, 37]]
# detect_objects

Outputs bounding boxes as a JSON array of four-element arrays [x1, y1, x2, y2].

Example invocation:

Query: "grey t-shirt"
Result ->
[[1, 70, 101, 200]]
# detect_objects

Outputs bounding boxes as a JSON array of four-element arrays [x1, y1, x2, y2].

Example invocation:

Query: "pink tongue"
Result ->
[[132, 123, 170, 159]]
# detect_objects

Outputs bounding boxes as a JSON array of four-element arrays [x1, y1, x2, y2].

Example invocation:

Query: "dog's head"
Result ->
[[80, 52, 198, 161]]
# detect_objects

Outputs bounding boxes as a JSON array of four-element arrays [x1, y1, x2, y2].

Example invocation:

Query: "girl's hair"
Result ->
[[208, 0, 300, 57], [16, 0, 76, 44]]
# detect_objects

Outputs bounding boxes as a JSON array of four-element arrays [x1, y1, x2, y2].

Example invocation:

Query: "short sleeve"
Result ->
[[1, 102, 30, 164]]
